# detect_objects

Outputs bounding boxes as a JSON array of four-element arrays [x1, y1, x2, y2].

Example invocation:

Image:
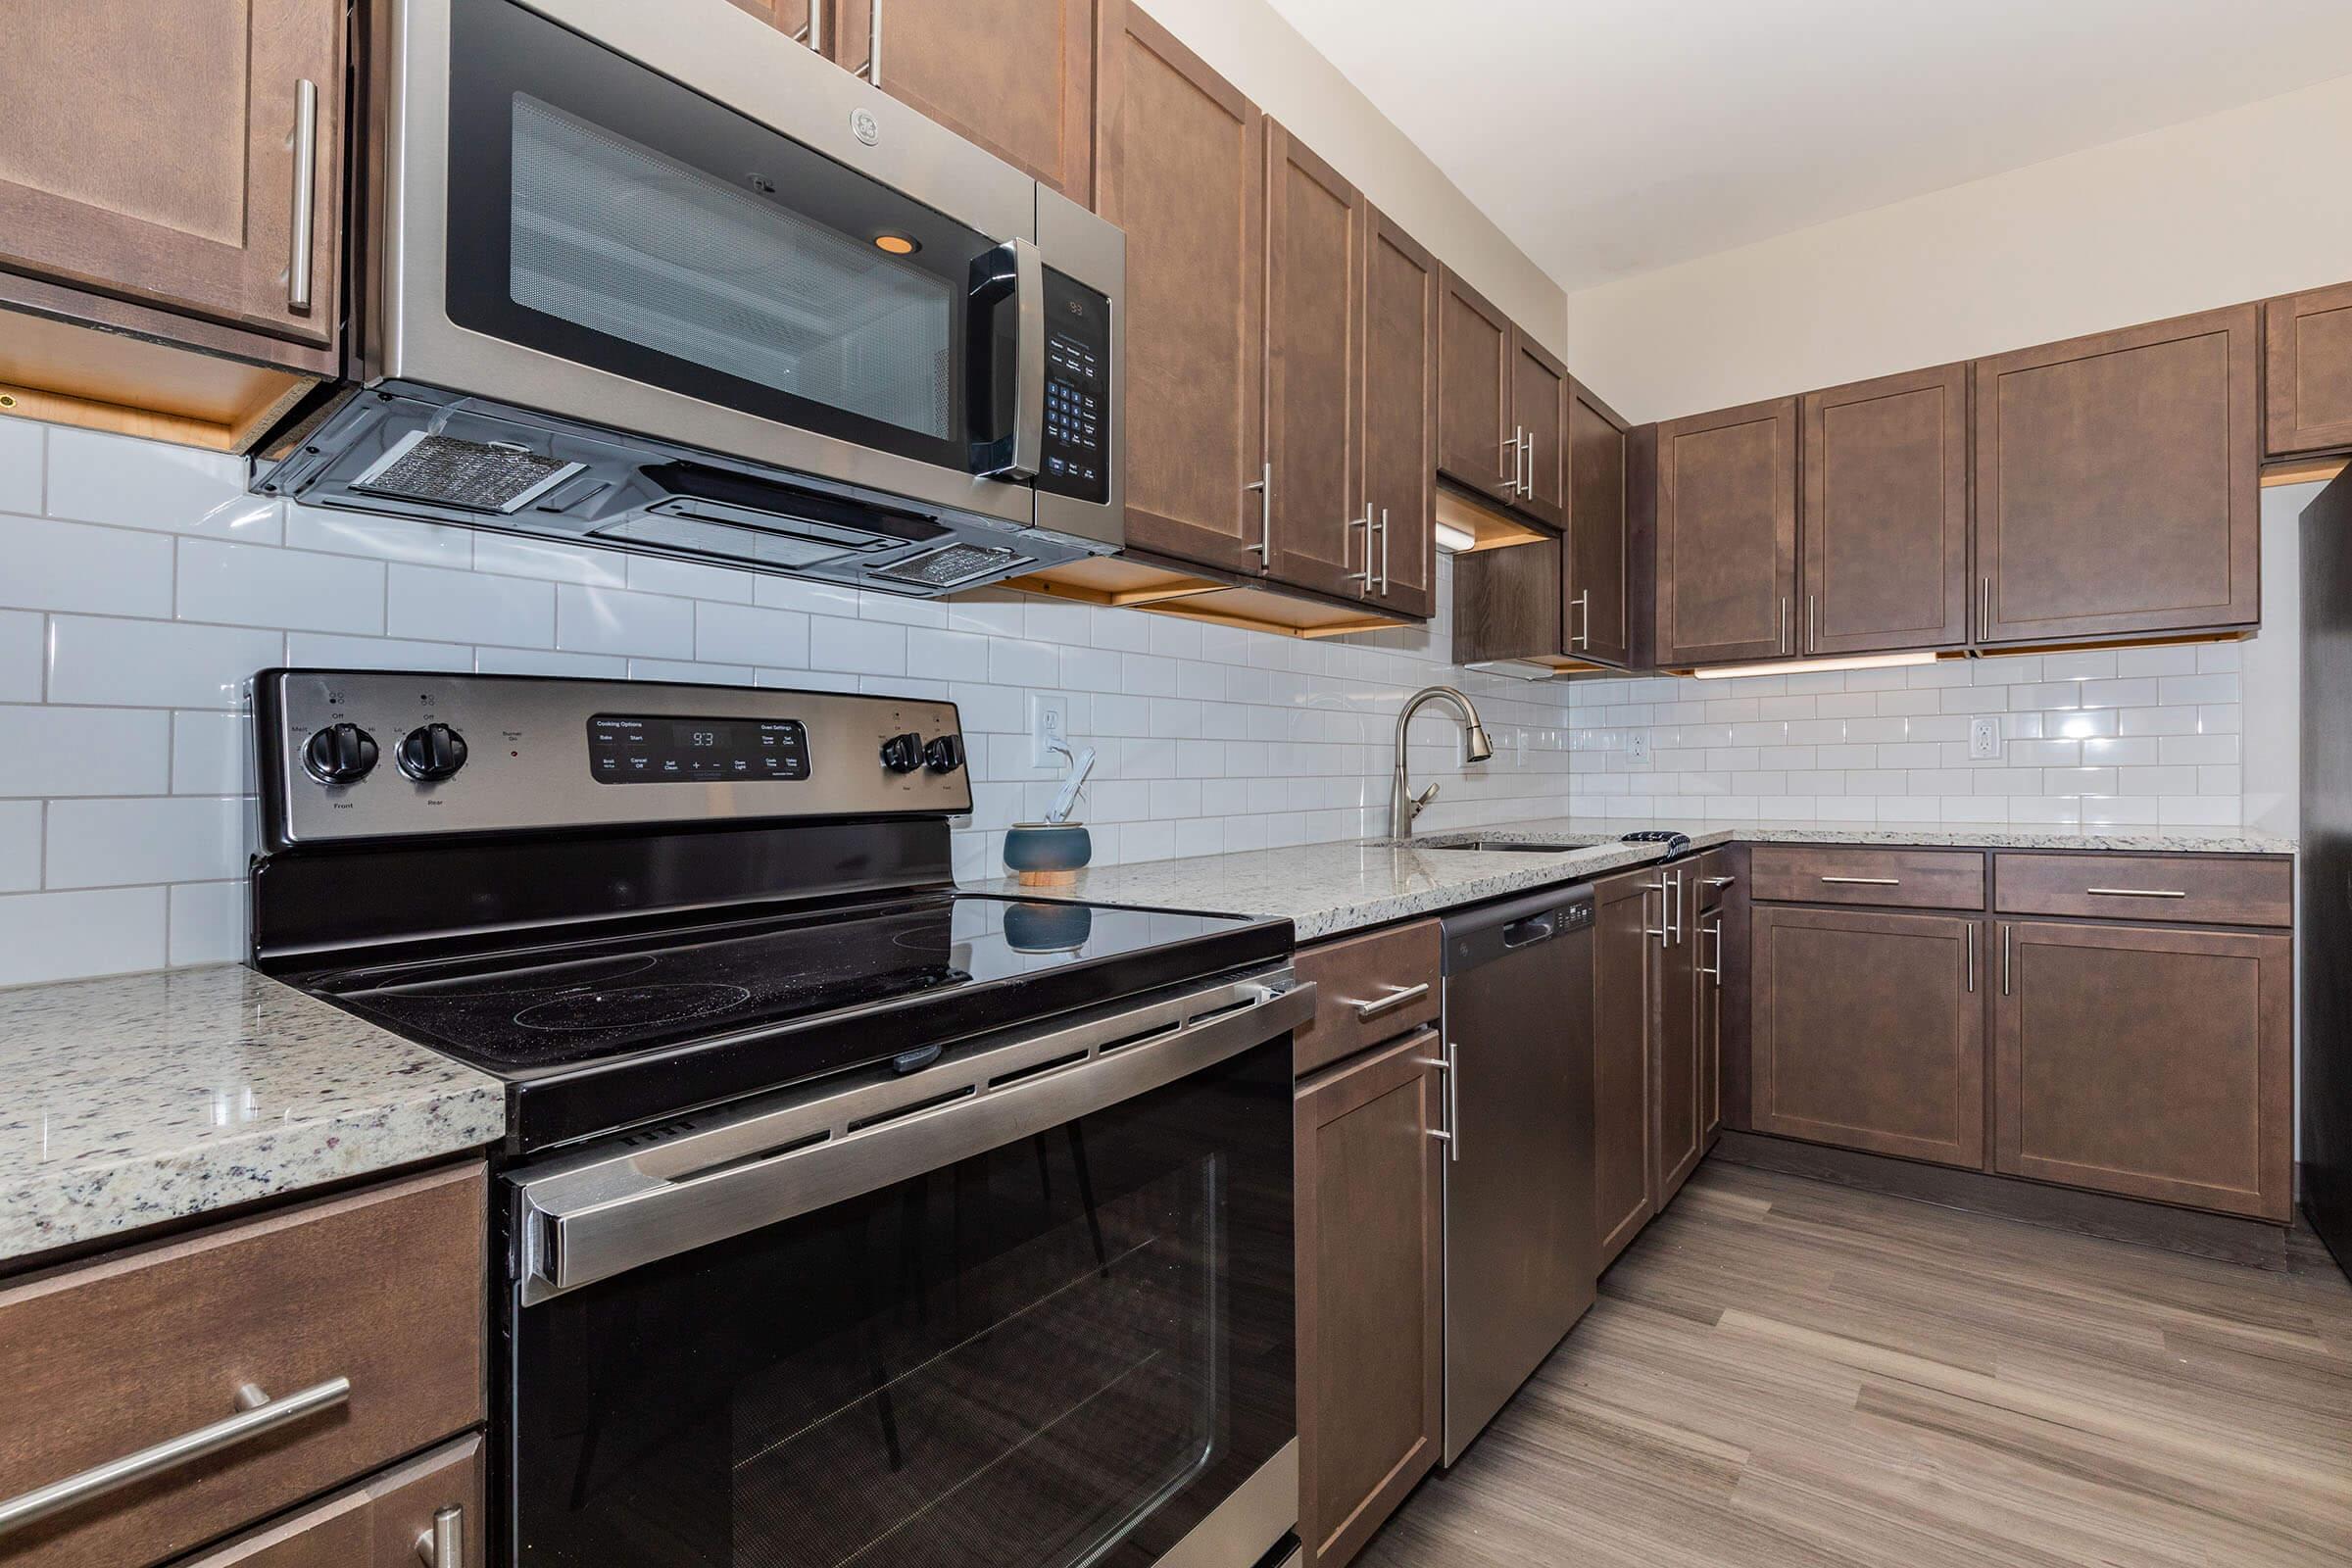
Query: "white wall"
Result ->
[[1146, 0, 1566, 353], [1564, 72, 2352, 421]]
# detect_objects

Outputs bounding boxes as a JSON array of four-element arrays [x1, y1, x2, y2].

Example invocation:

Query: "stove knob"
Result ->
[[303, 723, 378, 786], [921, 734, 965, 774], [396, 722, 469, 782], [879, 731, 922, 774]]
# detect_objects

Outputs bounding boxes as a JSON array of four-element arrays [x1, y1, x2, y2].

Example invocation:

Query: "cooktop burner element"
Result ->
[[250, 670, 1293, 1153], [512, 982, 756, 1033]]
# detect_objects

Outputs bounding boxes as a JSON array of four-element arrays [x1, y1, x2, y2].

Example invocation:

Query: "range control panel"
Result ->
[[256, 669, 970, 849]]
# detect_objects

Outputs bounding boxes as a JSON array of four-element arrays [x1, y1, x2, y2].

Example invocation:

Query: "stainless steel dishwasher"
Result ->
[[1438, 883, 1597, 1464]]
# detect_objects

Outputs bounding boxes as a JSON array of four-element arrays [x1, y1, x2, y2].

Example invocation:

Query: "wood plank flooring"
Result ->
[[1356, 1162, 2352, 1568]]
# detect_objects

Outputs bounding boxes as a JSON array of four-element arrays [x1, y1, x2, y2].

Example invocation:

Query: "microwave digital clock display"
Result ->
[[587, 714, 809, 784]]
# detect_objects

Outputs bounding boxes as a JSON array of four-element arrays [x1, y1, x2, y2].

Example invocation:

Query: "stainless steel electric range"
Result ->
[[247, 669, 1308, 1568]]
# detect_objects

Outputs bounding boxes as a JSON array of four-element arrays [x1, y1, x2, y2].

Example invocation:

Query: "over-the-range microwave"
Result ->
[[254, 0, 1123, 596]]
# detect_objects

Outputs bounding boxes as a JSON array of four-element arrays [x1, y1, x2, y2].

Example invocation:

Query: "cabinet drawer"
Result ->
[[0, 1164, 485, 1568], [178, 1434, 483, 1568], [1292, 918, 1442, 1076], [1993, 853, 2290, 927], [1748, 846, 1984, 909]]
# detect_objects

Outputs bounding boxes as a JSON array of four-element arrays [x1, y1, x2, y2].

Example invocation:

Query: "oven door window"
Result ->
[[444, 0, 1003, 473], [507, 1040, 1293, 1567]]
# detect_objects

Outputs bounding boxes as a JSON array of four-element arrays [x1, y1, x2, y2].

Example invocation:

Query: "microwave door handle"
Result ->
[[969, 238, 1045, 481]]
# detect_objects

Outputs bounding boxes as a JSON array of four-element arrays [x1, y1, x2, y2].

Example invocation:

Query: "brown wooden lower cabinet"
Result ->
[[1697, 902, 1725, 1145], [1593, 870, 1657, 1267], [1295, 1028, 1445, 1568], [1993, 919, 2292, 1221], [1653, 863, 1705, 1207], [1749, 906, 1984, 1169], [180, 1434, 483, 1568]]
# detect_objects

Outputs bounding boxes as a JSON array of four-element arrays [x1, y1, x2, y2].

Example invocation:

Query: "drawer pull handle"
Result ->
[[1348, 982, 1430, 1021], [287, 78, 318, 313], [0, 1377, 350, 1538], [2083, 887, 2187, 899], [1702, 876, 1737, 889], [418, 1503, 465, 1567], [1819, 876, 1900, 886]]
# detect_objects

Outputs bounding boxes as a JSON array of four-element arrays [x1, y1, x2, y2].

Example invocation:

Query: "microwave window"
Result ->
[[509, 95, 954, 439]]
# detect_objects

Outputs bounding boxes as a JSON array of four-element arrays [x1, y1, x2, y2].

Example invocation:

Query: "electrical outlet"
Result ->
[[1968, 716, 2002, 760], [1029, 695, 1070, 768], [1626, 730, 1650, 763]]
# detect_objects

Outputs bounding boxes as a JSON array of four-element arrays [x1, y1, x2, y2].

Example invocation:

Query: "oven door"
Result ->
[[504, 976, 1309, 1568], [376, 0, 1048, 527]]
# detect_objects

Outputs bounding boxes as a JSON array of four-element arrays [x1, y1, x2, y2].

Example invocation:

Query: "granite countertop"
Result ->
[[966, 816, 2296, 942], [0, 965, 505, 1265]]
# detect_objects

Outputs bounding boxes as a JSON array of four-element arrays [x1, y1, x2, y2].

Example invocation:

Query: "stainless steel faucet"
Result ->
[[1390, 686, 1495, 838]]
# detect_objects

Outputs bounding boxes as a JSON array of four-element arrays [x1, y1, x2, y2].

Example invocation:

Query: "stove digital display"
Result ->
[[588, 714, 810, 784]]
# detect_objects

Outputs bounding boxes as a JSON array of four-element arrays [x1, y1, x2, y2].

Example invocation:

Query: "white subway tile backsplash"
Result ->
[[695, 602, 810, 667], [0, 801, 37, 891], [0, 421, 42, 514], [46, 795, 244, 887], [44, 428, 247, 532], [472, 533, 629, 586], [0, 707, 171, 797], [283, 503, 473, 567], [0, 612, 39, 704], [172, 710, 250, 796], [168, 880, 244, 966], [178, 540, 383, 633], [0, 887, 168, 986], [474, 646, 627, 678], [0, 513, 175, 616], [46, 615, 283, 709], [285, 632, 473, 672], [390, 563, 556, 647], [557, 584, 696, 659]]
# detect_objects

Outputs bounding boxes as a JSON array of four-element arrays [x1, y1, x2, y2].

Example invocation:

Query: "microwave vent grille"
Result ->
[[351, 431, 585, 514], [869, 543, 1027, 589]]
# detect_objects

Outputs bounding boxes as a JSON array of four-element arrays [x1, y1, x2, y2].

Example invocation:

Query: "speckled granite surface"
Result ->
[[0, 965, 504, 1264], [965, 816, 2295, 941]]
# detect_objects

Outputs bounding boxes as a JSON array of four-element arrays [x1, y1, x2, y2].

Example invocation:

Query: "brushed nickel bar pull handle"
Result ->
[[858, 0, 882, 82], [1644, 878, 1670, 947], [0, 1377, 351, 1538], [1347, 505, 1375, 587], [1379, 507, 1392, 596], [1675, 869, 1686, 946], [1571, 587, 1590, 651], [1781, 596, 1790, 655], [1807, 593, 1816, 653], [1967, 923, 1976, 993], [1980, 575, 1990, 635], [1348, 981, 1430, 1021], [2083, 887, 2188, 899], [1698, 917, 1723, 983], [1499, 428, 1522, 495], [1442, 1037, 1461, 1160], [287, 78, 318, 313], [2002, 924, 2012, 996], [1244, 463, 1271, 561], [1702, 875, 1737, 890], [1819, 875, 1900, 886], [792, 0, 825, 51], [417, 1505, 465, 1567]]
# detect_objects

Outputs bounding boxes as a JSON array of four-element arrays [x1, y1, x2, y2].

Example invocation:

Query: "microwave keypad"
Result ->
[[1037, 269, 1110, 505]]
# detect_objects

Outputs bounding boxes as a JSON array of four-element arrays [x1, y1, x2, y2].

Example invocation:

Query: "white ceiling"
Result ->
[[1263, 0, 2352, 291]]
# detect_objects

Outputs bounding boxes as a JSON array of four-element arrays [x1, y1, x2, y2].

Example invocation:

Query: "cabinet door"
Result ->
[[1994, 920, 2290, 1220], [2266, 281, 2352, 457], [835, 0, 1094, 202], [1263, 122, 1364, 601], [1448, 538, 1562, 664], [1975, 305, 2259, 645], [1096, 5, 1265, 574], [1509, 332, 1568, 528], [0, 0, 343, 346], [1801, 363, 1968, 655], [1359, 209, 1439, 619], [1435, 269, 1514, 500], [1296, 1031, 1445, 1568], [1654, 866, 1704, 1207], [1594, 871, 1658, 1267], [1751, 906, 1984, 1168], [1565, 379, 1634, 668], [1656, 398, 1799, 666]]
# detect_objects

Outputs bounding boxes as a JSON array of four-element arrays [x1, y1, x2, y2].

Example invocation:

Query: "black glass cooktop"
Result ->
[[291, 892, 1288, 1152]]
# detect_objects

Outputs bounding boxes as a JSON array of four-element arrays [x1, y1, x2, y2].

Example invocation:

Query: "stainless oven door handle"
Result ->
[[516, 975, 1315, 1302]]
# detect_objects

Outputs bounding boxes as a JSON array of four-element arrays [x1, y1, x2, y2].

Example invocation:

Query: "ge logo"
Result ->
[[850, 109, 880, 146]]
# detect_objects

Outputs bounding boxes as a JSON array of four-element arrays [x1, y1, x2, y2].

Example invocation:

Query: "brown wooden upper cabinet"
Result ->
[[1262, 122, 1365, 601], [832, 0, 1095, 203], [1751, 905, 1984, 1169], [1993, 919, 2290, 1221], [1975, 305, 2260, 646], [0, 0, 344, 347], [1655, 397, 1799, 666], [1566, 380, 1636, 666], [1358, 210, 1440, 619], [1800, 363, 1969, 656], [1095, 3, 1266, 574], [1435, 269, 1561, 522], [2266, 280, 2352, 458], [1511, 335, 1569, 528]]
